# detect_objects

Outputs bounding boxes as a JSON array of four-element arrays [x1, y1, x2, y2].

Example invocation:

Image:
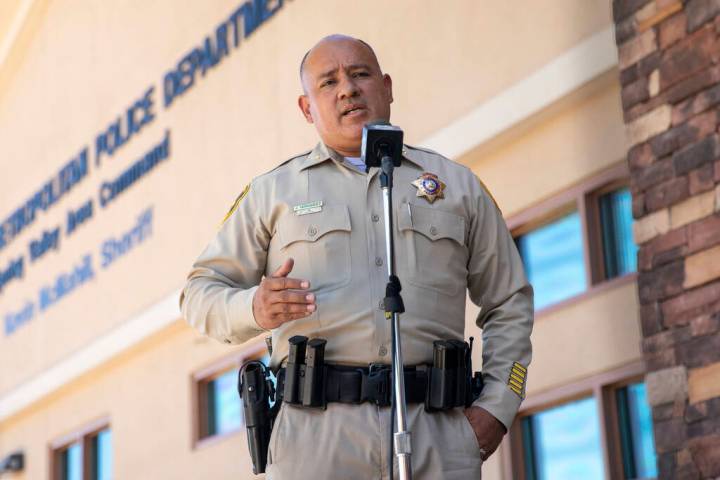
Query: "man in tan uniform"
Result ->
[[181, 34, 533, 479]]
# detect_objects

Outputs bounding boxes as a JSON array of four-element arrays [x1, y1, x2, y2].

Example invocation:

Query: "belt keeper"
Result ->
[[362, 364, 392, 406]]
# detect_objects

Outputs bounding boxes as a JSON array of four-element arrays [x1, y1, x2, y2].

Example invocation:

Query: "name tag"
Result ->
[[293, 200, 323, 216]]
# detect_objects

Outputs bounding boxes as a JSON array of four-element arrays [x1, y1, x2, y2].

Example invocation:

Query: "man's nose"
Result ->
[[338, 75, 359, 99]]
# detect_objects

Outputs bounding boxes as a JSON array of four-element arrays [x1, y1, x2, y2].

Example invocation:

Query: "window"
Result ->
[[193, 343, 270, 446], [598, 187, 637, 279], [206, 369, 243, 436], [58, 442, 82, 480], [521, 397, 605, 480], [515, 211, 587, 311], [510, 364, 658, 480], [90, 428, 112, 480], [51, 421, 111, 480], [508, 163, 637, 312], [616, 383, 657, 479]]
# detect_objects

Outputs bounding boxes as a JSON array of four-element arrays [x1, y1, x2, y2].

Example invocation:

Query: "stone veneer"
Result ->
[[612, 0, 720, 478]]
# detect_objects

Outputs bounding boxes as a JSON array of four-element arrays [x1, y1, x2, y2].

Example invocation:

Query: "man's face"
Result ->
[[298, 39, 393, 156]]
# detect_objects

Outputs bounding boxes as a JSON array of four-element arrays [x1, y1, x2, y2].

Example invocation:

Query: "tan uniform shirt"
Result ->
[[180, 141, 533, 430]]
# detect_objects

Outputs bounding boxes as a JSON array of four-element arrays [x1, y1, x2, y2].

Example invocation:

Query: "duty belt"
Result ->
[[277, 364, 424, 407], [276, 363, 482, 409], [278, 335, 483, 411]]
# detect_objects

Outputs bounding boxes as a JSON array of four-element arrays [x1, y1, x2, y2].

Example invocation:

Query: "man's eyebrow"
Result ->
[[346, 63, 372, 71], [317, 68, 338, 80], [316, 63, 373, 80]]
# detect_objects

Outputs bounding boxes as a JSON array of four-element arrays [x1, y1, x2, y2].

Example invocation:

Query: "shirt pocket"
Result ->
[[276, 204, 352, 293], [398, 202, 468, 297]]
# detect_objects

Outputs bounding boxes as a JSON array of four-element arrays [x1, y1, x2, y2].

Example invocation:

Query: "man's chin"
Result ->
[[340, 112, 369, 126], [340, 123, 364, 140]]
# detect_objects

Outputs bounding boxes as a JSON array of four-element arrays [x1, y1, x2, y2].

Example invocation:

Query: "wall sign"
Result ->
[[1, 0, 288, 336]]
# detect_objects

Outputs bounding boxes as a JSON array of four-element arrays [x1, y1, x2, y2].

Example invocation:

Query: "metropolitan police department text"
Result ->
[[0, 0, 288, 335]]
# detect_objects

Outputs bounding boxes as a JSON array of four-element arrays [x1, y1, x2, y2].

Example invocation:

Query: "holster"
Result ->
[[238, 360, 277, 475]]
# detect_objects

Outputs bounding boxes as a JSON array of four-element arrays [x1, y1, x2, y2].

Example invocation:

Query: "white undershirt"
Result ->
[[344, 156, 365, 172]]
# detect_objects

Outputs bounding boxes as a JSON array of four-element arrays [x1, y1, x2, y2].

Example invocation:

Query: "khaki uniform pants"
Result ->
[[266, 402, 483, 479]]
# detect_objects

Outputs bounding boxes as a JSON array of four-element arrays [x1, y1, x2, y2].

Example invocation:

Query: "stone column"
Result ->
[[612, 1, 720, 478]]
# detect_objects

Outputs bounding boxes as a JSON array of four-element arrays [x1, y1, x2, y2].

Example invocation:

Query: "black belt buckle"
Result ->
[[363, 363, 392, 406]]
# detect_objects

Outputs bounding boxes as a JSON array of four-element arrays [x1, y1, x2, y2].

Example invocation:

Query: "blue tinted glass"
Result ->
[[93, 428, 112, 480], [599, 188, 637, 278], [211, 370, 243, 435], [63, 442, 82, 480], [530, 397, 605, 480], [516, 212, 587, 310], [626, 383, 658, 478]]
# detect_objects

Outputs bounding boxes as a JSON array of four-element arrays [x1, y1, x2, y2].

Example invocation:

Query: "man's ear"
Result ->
[[298, 95, 314, 123], [383, 74, 394, 104]]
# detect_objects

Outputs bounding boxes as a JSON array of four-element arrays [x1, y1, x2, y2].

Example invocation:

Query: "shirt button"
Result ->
[[371, 214, 380, 222], [375, 257, 383, 266], [429, 226, 438, 236], [379, 345, 388, 357], [308, 226, 318, 237]]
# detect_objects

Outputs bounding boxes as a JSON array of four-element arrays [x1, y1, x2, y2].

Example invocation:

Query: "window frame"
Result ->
[[506, 161, 636, 317], [504, 361, 648, 480], [586, 178, 634, 284], [190, 338, 268, 449], [49, 417, 111, 480], [605, 378, 658, 480]]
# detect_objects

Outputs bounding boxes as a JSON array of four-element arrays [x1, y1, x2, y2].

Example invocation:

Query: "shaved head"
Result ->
[[297, 34, 393, 157], [299, 35, 381, 91]]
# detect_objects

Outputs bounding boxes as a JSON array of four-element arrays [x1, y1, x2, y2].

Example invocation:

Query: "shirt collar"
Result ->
[[299, 141, 426, 171]]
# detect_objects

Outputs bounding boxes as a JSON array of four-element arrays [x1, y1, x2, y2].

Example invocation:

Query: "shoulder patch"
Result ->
[[220, 184, 250, 226]]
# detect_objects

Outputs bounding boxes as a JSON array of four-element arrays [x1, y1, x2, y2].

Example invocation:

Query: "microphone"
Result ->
[[361, 120, 404, 169]]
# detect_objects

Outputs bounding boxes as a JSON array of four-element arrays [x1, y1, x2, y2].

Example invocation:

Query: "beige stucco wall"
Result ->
[[463, 71, 627, 217], [1, 321, 259, 480], [0, 1, 637, 479]]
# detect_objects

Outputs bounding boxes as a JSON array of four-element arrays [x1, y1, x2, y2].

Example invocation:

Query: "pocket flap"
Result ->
[[278, 204, 351, 249], [400, 203, 465, 245]]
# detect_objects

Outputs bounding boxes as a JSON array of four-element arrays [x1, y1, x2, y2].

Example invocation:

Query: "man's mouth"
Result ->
[[342, 105, 366, 116]]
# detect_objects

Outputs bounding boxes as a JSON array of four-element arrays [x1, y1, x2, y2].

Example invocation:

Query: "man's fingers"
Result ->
[[255, 259, 314, 329], [272, 290, 315, 304], [268, 302, 316, 315], [264, 276, 310, 291], [272, 258, 295, 278]]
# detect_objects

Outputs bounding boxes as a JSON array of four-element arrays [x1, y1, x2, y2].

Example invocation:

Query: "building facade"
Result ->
[[0, 0, 704, 478]]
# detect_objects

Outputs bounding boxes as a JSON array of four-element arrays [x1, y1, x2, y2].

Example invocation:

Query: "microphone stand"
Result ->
[[362, 122, 411, 480], [379, 154, 412, 480]]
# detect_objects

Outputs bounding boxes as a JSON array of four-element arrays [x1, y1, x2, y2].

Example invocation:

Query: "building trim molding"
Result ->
[[0, 289, 181, 422], [0, 0, 37, 73], [420, 27, 618, 159]]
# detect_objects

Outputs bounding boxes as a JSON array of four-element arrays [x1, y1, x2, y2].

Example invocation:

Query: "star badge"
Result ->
[[411, 172, 446, 203]]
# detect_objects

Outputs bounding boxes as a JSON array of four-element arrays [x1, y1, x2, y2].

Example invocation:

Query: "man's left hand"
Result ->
[[463, 406, 506, 461]]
